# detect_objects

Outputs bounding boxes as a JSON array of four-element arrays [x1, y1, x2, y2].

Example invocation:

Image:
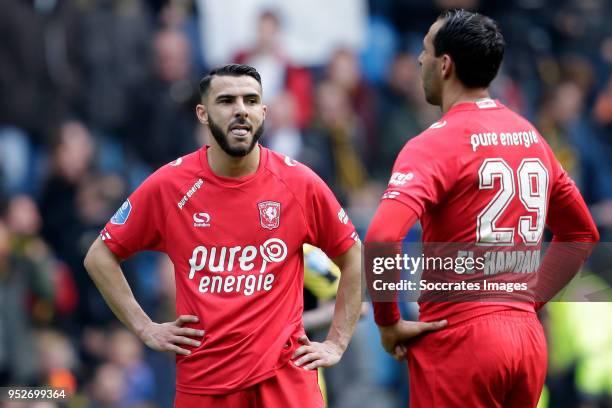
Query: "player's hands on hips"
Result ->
[[139, 315, 205, 356], [378, 319, 447, 361], [292, 335, 343, 370]]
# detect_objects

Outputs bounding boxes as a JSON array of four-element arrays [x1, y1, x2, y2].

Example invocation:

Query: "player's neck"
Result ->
[[207, 144, 261, 178], [441, 86, 490, 115]]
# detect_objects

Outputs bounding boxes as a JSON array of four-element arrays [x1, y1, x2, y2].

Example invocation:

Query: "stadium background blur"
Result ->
[[0, 0, 611, 407]]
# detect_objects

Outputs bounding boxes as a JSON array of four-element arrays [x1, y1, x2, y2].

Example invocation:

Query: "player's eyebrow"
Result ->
[[215, 93, 261, 102], [242, 93, 261, 100], [215, 94, 235, 102]]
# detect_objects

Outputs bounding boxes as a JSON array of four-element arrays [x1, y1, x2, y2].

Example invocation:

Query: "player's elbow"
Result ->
[[83, 242, 98, 276], [583, 214, 600, 244], [83, 238, 117, 277]]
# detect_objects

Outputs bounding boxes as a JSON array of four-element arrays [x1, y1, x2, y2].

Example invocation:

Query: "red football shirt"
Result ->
[[380, 99, 579, 323], [101, 145, 357, 394]]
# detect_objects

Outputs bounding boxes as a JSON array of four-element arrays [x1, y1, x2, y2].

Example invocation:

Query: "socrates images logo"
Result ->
[[111, 200, 132, 225]]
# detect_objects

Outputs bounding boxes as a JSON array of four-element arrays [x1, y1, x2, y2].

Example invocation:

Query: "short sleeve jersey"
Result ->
[[101, 146, 357, 394], [381, 99, 579, 323]]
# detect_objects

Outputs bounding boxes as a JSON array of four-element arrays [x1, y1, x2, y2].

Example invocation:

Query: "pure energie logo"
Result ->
[[187, 238, 287, 296]]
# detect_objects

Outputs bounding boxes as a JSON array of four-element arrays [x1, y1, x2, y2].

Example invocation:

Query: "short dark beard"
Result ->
[[208, 117, 264, 157]]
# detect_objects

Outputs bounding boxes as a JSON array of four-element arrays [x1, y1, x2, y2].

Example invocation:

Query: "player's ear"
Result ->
[[441, 54, 453, 79], [196, 104, 209, 125], [262, 104, 267, 120]]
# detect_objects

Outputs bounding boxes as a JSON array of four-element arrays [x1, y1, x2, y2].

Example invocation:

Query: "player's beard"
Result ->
[[208, 117, 264, 157], [422, 61, 442, 107], [423, 76, 441, 106]]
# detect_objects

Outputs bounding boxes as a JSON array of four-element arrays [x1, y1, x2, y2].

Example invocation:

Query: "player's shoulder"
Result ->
[[146, 149, 203, 186], [493, 103, 537, 128], [264, 147, 324, 186], [398, 117, 464, 158], [452, 99, 537, 133]]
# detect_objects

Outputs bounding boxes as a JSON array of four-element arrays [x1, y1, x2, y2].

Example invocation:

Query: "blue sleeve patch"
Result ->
[[111, 199, 132, 225]]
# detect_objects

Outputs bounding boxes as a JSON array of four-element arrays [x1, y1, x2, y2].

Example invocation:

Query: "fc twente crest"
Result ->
[[258, 201, 281, 230]]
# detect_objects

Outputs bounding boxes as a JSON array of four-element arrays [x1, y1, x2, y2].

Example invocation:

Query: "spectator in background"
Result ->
[[134, 28, 199, 169], [79, 326, 109, 387], [304, 81, 369, 203], [107, 328, 155, 407], [40, 121, 96, 271], [39, 121, 122, 328], [489, 66, 527, 114], [594, 76, 612, 127], [0, 0, 82, 195], [588, 75, 612, 214], [35, 330, 78, 394], [325, 48, 378, 162], [0, 0, 81, 142], [0, 219, 54, 385], [6, 195, 60, 325], [76, 0, 152, 141], [552, 0, 612, 57], [536, 81, 586, 178], [234, 9, 313, 129], [0, 127, 31, 195], [87, 363, 127, 408], [158, 0, 205, 74], [0, 0, 43, 137], [375, 51, 438, 180], [262, 91, 304, 159]]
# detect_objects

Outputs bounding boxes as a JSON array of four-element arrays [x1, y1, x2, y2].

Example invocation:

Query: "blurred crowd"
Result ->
[[0, 0, 611, 407]]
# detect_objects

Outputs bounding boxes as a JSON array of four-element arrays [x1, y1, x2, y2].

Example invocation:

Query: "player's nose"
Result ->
[[234, 98, 248, 118]]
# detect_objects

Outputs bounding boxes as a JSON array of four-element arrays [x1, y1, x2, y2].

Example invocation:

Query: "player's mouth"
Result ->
[[229, 123, 252, 138]]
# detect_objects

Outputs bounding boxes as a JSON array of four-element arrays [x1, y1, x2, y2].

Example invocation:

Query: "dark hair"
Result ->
[[434, 9, 505, 88], [199, 64, 262, 98]]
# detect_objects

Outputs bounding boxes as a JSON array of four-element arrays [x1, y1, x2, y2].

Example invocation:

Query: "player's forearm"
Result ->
[[535, 196, 599, 307], [365, 200, 418, 326], [535, 236, 599, 307], [84, 238, 152, 336], [369, 241, 402, 326], [326, 243, 362, 351], [534, 241, 593, 308]]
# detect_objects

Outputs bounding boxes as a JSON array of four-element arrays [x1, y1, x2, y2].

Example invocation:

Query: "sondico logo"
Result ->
[[193, 212, 210, 227], [187, 238, 288, 296]]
